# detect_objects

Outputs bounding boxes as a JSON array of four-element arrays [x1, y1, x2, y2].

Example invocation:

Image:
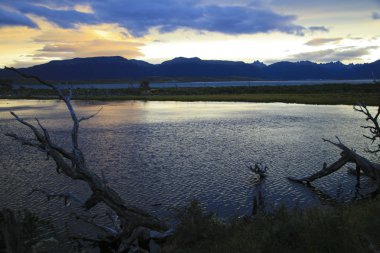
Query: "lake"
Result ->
[[0, 100, 377, 222]]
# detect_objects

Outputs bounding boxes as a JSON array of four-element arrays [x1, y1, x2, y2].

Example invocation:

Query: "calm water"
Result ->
[[0, 100, 377, 222]]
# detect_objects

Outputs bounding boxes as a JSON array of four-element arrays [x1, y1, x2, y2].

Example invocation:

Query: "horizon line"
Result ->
[[12, 55, 380, 69]]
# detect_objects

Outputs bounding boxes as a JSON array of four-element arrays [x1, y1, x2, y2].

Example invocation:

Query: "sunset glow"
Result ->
[[0, 0, 379, 67]]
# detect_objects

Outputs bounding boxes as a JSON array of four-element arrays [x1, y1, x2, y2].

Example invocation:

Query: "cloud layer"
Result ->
[[0, 6, 37, 28], [0, 0, 310, 36], [308, 26, 329, 33], [305, 38, 342, 46], [288, 46, 378, 62]]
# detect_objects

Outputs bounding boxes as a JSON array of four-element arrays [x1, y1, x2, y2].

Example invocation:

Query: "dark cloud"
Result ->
[[373, 12, 380, 20], [288, 46, 378, 62], [305, 38, 342, 46], [7, 1, 96, 28], [0, 0, 306, 36], [271, 0, 375, 12], [0, 6, 38, 28], [308, 26, 329, 33]]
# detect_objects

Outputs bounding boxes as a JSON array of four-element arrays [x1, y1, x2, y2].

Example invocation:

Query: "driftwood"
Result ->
[[288, 137, 380, 191], [4, 67, 169, 252], [289, 102, 380, 198], [288, 138, 380, 183], [354, 103, 380, 154], [247, 163, 268, 179]]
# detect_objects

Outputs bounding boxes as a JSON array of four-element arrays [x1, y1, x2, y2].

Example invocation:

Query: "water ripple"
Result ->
[[0, 100, 375, 221]]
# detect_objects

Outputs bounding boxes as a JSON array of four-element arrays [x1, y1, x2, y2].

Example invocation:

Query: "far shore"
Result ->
[[1, 83, 379, 106]]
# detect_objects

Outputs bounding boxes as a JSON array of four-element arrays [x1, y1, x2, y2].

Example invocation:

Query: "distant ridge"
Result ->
[[1, 56, 379, 82]]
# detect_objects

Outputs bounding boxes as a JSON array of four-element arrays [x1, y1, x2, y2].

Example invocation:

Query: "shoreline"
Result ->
[[1, 83, 379, 106]]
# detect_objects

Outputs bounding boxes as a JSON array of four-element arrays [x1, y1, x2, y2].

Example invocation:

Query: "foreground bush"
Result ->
[[164, 199, 380, 253], [0, 209, 52, 252]]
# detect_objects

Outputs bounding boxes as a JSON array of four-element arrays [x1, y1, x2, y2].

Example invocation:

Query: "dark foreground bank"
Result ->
[[4, 198, 380, 252], [164, 199, 380, 253]]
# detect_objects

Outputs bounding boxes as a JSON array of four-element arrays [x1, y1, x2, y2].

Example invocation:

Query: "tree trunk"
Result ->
[[4, 67, 169, 252], [288, 138, 380, 188]]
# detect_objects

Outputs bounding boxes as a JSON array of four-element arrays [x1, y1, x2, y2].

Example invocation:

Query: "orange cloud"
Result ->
[[35, 40, 143, 59], [0, 16, 147, 67]]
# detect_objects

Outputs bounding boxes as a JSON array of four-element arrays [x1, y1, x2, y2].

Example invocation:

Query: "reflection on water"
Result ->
[[0, 100, 377, 221]]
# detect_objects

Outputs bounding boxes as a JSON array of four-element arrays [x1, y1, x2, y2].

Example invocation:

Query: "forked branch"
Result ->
[[5, 67, 82, 151], [4, 67, 167, 251], [288, 138, 380, 193], [354, 103, 380, 154]]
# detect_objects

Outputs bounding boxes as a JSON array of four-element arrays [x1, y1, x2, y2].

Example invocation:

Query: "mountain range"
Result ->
[[1, 56, 379, 82]]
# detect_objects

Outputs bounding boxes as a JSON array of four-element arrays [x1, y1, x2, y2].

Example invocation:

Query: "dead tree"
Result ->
[[288, 102, 380, 195], [288, 137, 380, 186], [4, 67, 170, 252], [354, 103, 380, 155]]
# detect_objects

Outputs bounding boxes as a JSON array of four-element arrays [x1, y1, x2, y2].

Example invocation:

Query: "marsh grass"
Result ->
[[1, 83, 380, 105], [0, 209, 52, 252], [164, 199, 380, 253]]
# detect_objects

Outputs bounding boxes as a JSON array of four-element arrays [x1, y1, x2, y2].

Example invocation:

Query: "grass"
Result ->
[[0, 209, 51, 252], [1, 83, 380, 105], [164, 199, 380, 253]]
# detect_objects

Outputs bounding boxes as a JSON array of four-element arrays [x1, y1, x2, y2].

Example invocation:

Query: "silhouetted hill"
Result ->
[[264, 61, 331, 80], [23, 56, 155, 81], [0, 56, 379, 82], [157, 57, 262, 78]]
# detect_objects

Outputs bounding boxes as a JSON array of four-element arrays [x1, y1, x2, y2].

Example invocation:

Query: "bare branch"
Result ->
[[30, 189, 84, 206], [353, 103, 380, 154], [322, 136, 348, 152], [7, 113, 73, 160], [4, 67, 59, 92], [106, 209, 121, 234], [34, 118, 73, 160], [72, 214, 118, 236], [83, 193, 102, 210], [9, 111, 44, 144], [5, 66, 81, 150], [5, 67, 166, 236], [35, 117, 52, 143], [5, 133, 42, 149], [79, 107, 103, 123], [289, 138, 380, 188]]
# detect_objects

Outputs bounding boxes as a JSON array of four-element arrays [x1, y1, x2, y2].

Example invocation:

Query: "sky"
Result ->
[[0, 0, 379, 67]]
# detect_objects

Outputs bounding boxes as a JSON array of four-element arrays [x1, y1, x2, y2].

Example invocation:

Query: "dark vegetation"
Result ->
[[1, 83, 380, 105], [0, 209, 52, 252], [164, 200, 380, 253]]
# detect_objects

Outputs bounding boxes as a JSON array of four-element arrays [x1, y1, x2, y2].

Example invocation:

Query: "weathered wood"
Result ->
[[354, 103, 380, 154], [287, 100, 380, 194], [323, 138, 380, 183], [288, 137, 380, 189], [287, 151, 352, 184], [247, 163, 267, 179], [4, 67, 168, 251]]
